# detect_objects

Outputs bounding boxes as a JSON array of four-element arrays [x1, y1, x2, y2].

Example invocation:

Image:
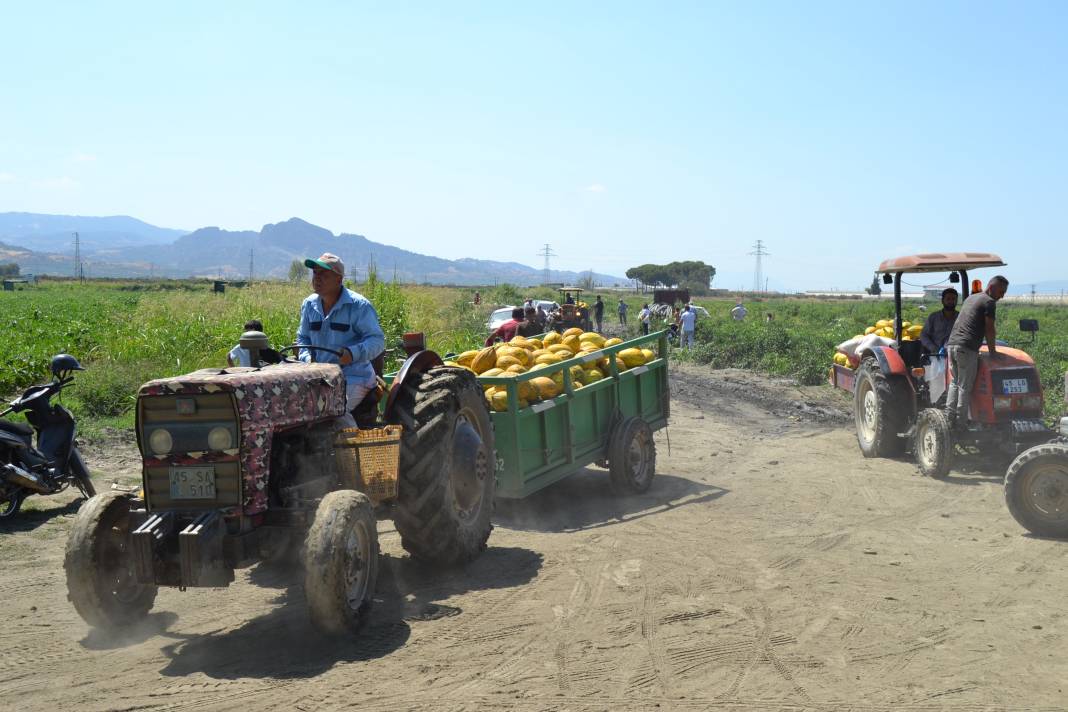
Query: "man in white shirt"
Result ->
[[638, 303, 652, 335], [678, 305, 697, 349]]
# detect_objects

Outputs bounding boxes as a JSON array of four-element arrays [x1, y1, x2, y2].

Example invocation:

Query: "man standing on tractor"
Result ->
[[593, 295, 605, 333], [297, 253, 386, 427], [920, 287, 959, 355], [944, 276, 1009, 428]]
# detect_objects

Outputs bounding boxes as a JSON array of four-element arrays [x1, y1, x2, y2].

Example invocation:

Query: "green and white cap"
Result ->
[[304, 252, 345, 276]]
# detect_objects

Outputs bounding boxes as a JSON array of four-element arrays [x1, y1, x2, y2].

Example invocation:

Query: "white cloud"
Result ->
[[0, 172, 15, 183], [32, 176, 80, 190], [72, 152, 97, 162], [582, 183, 607, 193]]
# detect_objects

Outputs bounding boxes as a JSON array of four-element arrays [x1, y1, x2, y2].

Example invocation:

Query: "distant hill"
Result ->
[[0, 212, 186, 254], [0, 214, 626, 286]]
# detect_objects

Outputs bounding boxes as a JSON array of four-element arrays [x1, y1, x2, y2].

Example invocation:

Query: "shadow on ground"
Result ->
[[494, 468, 728, 533], [0, 497, 84, 533], [156, 545, 542, 680]]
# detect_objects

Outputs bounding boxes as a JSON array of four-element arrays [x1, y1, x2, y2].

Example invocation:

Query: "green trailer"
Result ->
[[403, 330, 671, 499]]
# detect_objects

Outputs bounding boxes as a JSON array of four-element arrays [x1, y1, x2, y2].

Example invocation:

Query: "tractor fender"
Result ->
[[383, 350, 444, 421], [860, 345, 909, 378]]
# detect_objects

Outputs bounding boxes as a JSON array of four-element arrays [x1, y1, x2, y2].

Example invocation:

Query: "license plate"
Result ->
[[169, 466, 216, 499], [1002, 378, 1029, 395]]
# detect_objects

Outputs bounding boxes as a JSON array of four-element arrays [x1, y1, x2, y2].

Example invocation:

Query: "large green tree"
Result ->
[[626, 260, 715, 294]]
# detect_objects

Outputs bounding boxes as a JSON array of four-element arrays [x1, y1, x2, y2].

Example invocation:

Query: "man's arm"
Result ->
[[985, 315, 998, 357], [296, 301, 313, 363], [343, 301, 386, 364]]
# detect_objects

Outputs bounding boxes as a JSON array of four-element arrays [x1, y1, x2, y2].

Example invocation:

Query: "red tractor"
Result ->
[[831, 253, 1052, 477]]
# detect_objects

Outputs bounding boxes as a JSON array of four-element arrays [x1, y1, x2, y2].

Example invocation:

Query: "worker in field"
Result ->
[[920, 287, 959, 355], [944, 276, 1009, 428], [730, 301, 747, 321], [518, 307, 542, 337], [593, 295, 605, 332], [679, 304, 698, 349], [486, 307, 525, 345], [617, 298, 628, 326], [638, 303, 652, 335], [297, 253, 386, 428]]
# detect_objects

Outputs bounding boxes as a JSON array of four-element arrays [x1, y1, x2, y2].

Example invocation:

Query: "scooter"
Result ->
[[0, 354, 96, 518]]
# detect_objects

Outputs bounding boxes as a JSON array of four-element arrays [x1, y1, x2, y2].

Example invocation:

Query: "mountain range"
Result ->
[[0, 213, 626, 286]]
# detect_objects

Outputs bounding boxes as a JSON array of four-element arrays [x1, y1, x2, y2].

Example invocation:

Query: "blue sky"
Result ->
[[1, 1, 1065, 290]]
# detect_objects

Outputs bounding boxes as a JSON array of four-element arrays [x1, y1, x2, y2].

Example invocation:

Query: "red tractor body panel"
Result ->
[[968, 346, 1043, 425]]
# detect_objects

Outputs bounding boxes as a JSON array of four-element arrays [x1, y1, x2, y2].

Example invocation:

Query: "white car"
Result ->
[[487, 306, 518, 332]]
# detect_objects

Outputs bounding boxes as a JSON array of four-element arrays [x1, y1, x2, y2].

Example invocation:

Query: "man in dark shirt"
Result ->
[[920, 288, 959, 354], [486, 308, 526, 346], [517, 307, 543, 337], [593, 296, 605, 333], [944, 276, 1009, 426]]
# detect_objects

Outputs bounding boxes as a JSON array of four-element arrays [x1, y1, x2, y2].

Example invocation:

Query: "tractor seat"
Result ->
[[897, 339, 924, 369]]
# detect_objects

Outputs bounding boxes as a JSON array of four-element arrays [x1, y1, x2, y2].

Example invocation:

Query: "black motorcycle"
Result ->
[[0, 354, 96, 518]]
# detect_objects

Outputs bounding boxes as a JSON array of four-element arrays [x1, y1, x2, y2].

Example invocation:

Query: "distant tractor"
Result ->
[[65, 334, 495, 636], [830, 253, 1052, 477], [550, 287, 592, 333], [1004, 371, 1068, 537]]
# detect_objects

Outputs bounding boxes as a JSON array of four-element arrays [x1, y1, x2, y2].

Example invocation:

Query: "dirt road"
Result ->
[[3, 364, 1067, 711]]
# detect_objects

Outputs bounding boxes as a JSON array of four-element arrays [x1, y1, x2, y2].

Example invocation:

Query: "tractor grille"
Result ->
[[137, 393, 242, 511]]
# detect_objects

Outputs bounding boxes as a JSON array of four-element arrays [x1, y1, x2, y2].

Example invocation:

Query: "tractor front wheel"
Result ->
[[914, 408, 953, 478], [65, 492, 157, 629], [1004, 443, 1068, 538], [304, 490, 380, 635], [391, 366, 496, 566], [853, 359, 907, 458]]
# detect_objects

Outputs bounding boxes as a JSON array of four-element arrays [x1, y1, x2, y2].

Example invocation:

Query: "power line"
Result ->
[[73, 231, 84, 281], [248, 248, 254, 284], [749, 240, 769, 293], [537, 243, 557, 285]]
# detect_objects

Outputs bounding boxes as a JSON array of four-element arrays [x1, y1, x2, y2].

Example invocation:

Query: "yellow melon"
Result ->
[[619, 348, 646, 368], [562, 334, 581, 353], [603, 337, 623, 347], [529, 376, 560, 400], [527, 338, 543, 350], [506, 364, 527, 374], [579, 332, 605, 348], [471, 346, 497, 374], [456, 350, 479, 367], [562, 327, 583, 338], [535, 352, 563, 366], [641, 348, 656, 363], [495, 355, 523, 371], [584, 368, 605, 383], [864, 326, 876, 335], [543, 331, 562, 346]]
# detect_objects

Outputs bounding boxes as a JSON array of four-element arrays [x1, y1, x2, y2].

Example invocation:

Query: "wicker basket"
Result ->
[[334, 425, 402, 502]]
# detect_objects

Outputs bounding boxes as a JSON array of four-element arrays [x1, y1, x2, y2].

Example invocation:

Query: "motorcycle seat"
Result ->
[[0, 420, 33, 437]]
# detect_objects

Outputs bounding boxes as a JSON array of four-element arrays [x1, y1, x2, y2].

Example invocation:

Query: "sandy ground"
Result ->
[[3, 363, 1067, 711]]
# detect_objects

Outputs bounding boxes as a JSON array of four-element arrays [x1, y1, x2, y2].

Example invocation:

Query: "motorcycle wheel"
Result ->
[[69, 448, 96, 499], [0, 488, 24, 519]]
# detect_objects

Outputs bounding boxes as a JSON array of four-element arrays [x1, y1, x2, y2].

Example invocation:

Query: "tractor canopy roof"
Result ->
[[878, 252, 1005, 274], [558, 286, 584, 293]]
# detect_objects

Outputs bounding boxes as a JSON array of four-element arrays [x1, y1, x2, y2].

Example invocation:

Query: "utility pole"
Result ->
[[248, 249, 254, 285], [537, 243, 557, 285], [1030, 284, 1036, 305], [749, 240, 769, 293], [73, 232, 84, 281]]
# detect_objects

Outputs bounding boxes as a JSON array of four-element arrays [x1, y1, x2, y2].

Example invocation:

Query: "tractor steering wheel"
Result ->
[[277, 344, 345, 363]]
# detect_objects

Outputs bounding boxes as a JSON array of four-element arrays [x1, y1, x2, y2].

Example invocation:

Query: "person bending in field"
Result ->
[[296, 252, 386, 429], [227, 319, 264, 367]]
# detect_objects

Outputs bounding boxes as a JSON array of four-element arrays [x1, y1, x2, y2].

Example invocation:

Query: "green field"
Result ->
[[2, 280, 1067, 430]]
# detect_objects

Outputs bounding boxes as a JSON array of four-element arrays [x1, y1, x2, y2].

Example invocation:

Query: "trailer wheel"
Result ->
[[914, 408, 953, 478], [65, 492, 157, 629], [1004, 443, 1068, 538], [391, 366, 495, 566], [304, 490, 379, 635], [608, 417, 656, 495], [854, 359, 907, 458]]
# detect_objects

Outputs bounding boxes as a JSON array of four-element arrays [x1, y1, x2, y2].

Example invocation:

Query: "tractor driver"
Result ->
[[919, 287, 958, 355], [297, 253, 386, 428], [944, 275, 1009, 428]]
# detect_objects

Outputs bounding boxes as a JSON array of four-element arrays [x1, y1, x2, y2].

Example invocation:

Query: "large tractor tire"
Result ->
[[65, 492, 157, 629], [608, 417, 657, 495], [914, 408, 953, 478], [853, 359, 907, 458], [1004, 443, 1068, 538], [391, 366, 495, 566], [304, 490, 379, 635]]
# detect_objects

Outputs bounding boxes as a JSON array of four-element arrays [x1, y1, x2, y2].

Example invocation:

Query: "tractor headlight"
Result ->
[[993, 396, 1013, 411], [148, 428, 173, 455], [207, 426, 234, 451], [1020, 396, 1043, 412]]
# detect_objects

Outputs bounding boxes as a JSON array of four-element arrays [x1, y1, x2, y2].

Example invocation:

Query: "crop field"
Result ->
[[3, 280, 1067, 427]]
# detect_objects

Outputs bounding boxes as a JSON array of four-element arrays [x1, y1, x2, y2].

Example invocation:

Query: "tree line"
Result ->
[[625, 261, 715, 294]]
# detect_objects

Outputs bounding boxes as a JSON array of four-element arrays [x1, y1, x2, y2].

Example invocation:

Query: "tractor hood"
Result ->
[[978, 345, 1035, 367]]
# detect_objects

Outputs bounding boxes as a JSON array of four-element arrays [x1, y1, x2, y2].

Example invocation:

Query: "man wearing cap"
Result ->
[[297, 253, 386, 427]]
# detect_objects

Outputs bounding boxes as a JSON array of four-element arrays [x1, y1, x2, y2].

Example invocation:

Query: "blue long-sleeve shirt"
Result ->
[[296, 288, 386, 387]]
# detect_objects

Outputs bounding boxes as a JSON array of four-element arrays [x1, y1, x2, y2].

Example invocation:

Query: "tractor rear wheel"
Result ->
[[304, 490, 379, 635], [914, 408, 953, 477], [1004, 443, 1068, 538], [65, 492, 157, 629], [608, 417, 657, 495], [391, 366, 496, 566], [853, 359, 907, 458]]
